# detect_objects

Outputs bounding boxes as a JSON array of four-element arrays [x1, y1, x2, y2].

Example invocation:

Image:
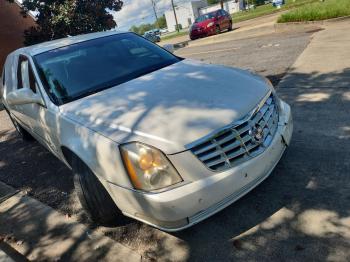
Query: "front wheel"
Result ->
[[72, 157, 122, 226], [215, 25, 221, 35], [228, 21, 233, 31]]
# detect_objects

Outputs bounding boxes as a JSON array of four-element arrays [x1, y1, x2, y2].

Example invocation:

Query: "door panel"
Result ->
[[218, 10, 227, 29], [11, 55, 32, 129], [14, 55, 60, 154]]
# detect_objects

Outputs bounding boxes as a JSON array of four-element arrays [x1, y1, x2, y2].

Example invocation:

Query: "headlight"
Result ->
[[207, 22, 214, 28], [120, 142, 183, 191]]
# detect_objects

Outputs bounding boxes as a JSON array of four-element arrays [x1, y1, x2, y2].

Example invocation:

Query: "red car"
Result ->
[[189, 9, 233, 40]]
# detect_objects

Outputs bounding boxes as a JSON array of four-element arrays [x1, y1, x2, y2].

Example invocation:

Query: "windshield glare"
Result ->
[[195, 12, 216, 23], [34, 33, 180, 105]]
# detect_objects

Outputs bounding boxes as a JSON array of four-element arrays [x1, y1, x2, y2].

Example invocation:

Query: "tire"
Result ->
[[228, 21, 233, 31], [72, 157, 122, 226], [4, 107, 33, 141], [215, 25, 221, 35]]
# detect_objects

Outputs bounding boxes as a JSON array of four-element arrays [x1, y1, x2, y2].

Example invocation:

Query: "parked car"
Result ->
[[189, 9, 233, 40], [159, 28, 169, 34], [143, 32, 160, 43], [1, 31, 292, 231], [272, 0, 285, 7]]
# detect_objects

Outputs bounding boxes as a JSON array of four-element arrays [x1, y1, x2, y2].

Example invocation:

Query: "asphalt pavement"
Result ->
[[175, 28, 317, 86]]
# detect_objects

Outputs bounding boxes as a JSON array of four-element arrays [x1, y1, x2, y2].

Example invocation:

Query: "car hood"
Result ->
[[192, 19, 214, 29], [59, 59, 270, 154]]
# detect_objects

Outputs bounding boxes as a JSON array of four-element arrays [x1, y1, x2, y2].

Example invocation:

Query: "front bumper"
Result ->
[[190, 27, 215, 39], [107, 99, 293, 231]]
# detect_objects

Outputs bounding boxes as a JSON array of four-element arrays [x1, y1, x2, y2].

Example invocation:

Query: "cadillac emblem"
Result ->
[[249, 124, 264, 144]]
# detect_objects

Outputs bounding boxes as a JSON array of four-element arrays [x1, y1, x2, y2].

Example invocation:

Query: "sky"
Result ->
[[17, 0, 192, 32], [112, 0, 191, 31]]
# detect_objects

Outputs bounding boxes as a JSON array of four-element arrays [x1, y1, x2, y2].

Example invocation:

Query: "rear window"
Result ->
[[195, 12, 216, 23]]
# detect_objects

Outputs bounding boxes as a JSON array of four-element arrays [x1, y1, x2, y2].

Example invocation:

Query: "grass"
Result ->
[[160, 31, 188, 41], [232, 0, 320, 23], [278, 0, 350, 23]]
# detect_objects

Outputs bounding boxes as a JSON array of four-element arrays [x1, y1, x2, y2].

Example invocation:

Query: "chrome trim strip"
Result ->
[[187, 90, 280, 172]]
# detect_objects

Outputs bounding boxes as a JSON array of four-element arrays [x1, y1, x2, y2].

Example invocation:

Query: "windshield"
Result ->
[[34, 33, 180, 105], [195, 12, 216, 23]]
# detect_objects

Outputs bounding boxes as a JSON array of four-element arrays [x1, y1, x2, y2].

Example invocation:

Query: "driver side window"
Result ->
[[17, 55, 37, 93]]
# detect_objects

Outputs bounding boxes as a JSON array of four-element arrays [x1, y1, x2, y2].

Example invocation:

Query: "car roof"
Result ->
[[200, 9, 221, 16], [13, 30, 127, 57]]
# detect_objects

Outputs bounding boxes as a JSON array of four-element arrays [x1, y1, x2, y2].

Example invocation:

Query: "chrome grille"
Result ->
[[188, 93, 279, 172]]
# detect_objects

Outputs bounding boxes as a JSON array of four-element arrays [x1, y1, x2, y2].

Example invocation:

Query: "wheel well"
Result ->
[[61, 146, 78, 167]]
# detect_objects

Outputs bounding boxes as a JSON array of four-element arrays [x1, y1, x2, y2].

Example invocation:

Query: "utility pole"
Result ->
[[171, 0, 179, 32], [150, 0, 159, 28], [220, 0, 224, 9]]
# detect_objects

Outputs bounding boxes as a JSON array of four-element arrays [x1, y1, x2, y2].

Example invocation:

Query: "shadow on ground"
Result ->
[[149, 68, 350, 261], [0, 69, 349, 261]]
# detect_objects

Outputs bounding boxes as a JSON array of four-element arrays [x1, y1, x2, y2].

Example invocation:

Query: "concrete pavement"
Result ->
[[0, 182, 141, 262], [279, 20, 350, 88], [0, 249, 14, 262]]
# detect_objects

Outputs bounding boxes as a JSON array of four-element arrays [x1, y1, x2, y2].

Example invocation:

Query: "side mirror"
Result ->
[[163, 44, 175, 53], [7, 88, 44, 106]]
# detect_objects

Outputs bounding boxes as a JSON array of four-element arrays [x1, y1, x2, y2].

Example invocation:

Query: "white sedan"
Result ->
[[0, 31, 293, 231]]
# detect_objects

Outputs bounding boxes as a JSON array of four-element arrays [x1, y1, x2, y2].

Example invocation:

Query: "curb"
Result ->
[[162, 41, 189, 52], [0, 182, 142, 262], [0, 242, 28, 262], [0, 248, 15, 262]]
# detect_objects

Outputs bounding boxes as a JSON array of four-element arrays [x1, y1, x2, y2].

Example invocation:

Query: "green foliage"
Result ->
[[159, 31, 188, 41], [129, 15, 166, 35], [232, 0, 320, 23], [175, 24, 183, 31], [157, 16, 167, 29], [130, 23, 154, 35], [207, 0, 220, 5], [8, 0, 123, 45], [278, 0, 350, 22], [251, 0, 266, 6]]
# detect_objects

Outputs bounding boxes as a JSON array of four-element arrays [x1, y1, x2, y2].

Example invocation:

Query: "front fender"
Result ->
[[58, 115, 132, 188]]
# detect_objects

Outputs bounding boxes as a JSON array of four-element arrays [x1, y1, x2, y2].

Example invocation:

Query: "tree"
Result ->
[[156, 15, 167, 29], [129, 15, 166, 36], [8, 0, 123, 46], [129, 25, 141, 35], [251, 0, 265, 6]]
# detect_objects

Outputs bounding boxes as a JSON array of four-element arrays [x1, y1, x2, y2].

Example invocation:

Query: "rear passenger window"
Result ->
[[17, 55, 37, 93]]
